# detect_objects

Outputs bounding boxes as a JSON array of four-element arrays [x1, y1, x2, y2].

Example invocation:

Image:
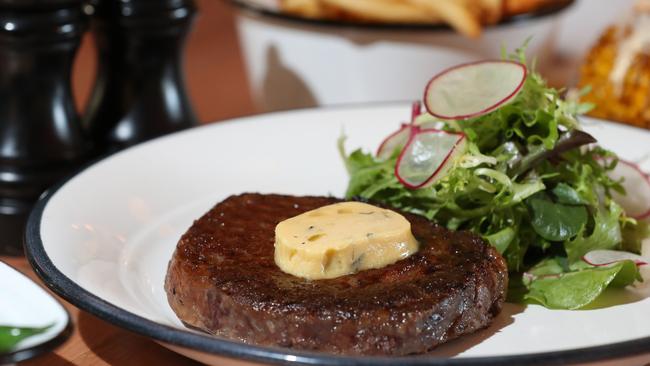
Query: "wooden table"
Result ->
[[3, 1, 255, 364]]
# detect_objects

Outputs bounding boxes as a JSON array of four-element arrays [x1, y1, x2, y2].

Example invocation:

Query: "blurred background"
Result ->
[[70, 0, 637, 123]]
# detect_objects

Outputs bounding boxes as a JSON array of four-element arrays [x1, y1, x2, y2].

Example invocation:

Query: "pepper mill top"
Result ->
[[0, 0, 83, 7], [0, 0, 86, 44], [90, 0, 196, 26]]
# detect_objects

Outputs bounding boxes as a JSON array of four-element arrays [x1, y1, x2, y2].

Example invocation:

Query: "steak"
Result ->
[[165, 193, 508, 356]]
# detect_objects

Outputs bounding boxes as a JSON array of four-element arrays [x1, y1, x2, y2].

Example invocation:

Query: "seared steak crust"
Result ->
[[165, 193, 507, 355]]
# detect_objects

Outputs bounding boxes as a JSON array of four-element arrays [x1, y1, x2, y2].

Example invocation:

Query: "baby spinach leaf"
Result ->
[[524, 260, 640, 309], [526, 256, 567, 278], [552, 183, 585, 205], [528, 197, 587, 242]]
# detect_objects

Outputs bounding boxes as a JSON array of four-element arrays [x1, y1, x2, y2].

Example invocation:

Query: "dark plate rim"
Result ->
[[23, 104, 650, 366], [0, 261, 74, 364], [227, 0, 575, 32]]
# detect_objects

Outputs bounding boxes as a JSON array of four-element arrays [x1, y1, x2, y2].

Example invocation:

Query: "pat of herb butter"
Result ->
[[274, 201, 418, 280]]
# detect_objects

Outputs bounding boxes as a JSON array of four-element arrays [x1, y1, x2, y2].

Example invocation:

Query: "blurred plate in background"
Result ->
[[234, 0, 573, 111], [231, 0, 574, 111]]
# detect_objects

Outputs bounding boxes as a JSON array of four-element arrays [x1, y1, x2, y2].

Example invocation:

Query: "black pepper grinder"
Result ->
[[83, 0, 198, 154], [0, 0, 90, 255]]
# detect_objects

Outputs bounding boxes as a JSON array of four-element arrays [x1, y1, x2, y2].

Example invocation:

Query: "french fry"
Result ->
[[280, 0, 329, 19], [317, 0, 436, 24], [480, 0, 504, 24], [504, 0, 561, 16], [278, 0, 550, 38], [406, 0, 482, 38]]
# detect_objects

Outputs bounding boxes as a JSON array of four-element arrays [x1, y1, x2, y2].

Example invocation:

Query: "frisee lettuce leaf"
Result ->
[[565, 201, 623, 266], [338, 45, 645, 309]]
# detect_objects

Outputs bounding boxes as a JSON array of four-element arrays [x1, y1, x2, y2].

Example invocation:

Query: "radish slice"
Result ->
[[608, 159, 650, 220], [376, 101, 423, 160], [376, 123, 412, 160], [411, 100, 422, 121], [424, 60, 527, 120], [583, 250, 648, 267], [395, 127, 467, 189]]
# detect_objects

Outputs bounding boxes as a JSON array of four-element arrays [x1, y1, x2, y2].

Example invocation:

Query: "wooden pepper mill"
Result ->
[[0, 0, 90, 255], [83, 0, 199, 154]]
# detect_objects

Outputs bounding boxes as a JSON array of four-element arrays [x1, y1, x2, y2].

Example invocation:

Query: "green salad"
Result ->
[[338, 47, 649, 310]]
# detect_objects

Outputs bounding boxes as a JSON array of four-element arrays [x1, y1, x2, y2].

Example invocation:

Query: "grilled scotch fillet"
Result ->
[[165, 193, 508, 355]]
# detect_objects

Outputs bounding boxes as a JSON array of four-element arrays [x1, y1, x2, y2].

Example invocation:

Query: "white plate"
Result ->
[[0, 261, 72, 364], [25, 104, 650, 365]]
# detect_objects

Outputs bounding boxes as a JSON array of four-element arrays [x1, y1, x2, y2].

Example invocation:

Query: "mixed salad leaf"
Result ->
[[339, 46, 649, 310]]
